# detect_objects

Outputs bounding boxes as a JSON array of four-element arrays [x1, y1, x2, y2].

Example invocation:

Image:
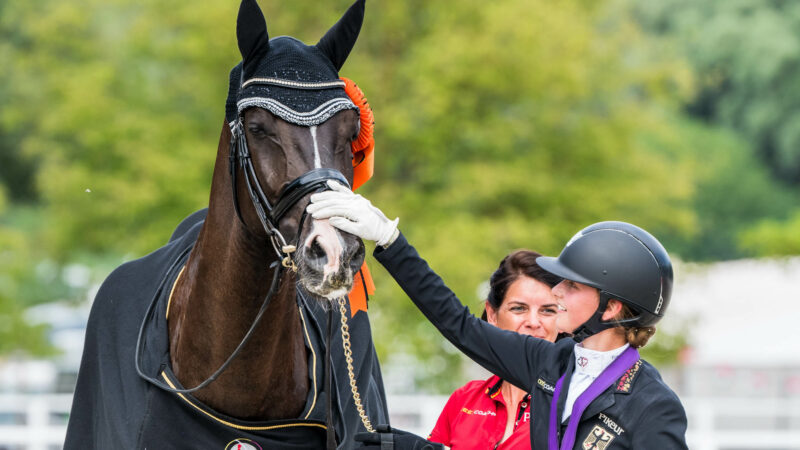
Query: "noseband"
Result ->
[[228, 119, 350, 270]]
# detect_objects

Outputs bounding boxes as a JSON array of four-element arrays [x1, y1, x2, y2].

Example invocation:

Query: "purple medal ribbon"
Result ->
[[548, 346, 639, 450]]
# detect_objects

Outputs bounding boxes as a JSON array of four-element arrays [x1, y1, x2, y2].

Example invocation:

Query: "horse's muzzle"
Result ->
[[298, 218, 365, 300]]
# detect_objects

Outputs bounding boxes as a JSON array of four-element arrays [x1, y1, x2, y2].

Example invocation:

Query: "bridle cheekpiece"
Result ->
[[228, 117, 350, 271]]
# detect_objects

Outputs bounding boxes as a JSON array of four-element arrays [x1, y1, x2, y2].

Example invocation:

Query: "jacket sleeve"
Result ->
[[374, 232, 554, 392], [632, 393, 689, 449]]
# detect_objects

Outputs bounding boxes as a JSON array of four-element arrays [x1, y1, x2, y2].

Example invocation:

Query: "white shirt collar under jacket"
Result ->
[[562, 343, 629, 422], [573, 343, 629, 377]]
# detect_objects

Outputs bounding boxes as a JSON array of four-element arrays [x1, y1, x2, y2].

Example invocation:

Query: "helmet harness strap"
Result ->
[[571, 291, 648, 343]]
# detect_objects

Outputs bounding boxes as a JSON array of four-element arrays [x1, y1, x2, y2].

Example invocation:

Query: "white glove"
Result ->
[[307, 181, 400, 247]]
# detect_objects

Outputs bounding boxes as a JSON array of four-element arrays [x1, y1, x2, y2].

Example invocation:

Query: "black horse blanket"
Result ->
[[65, 209, 389, 449]]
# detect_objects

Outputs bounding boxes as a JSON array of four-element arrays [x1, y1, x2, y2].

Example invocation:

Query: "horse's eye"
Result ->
[[248, 124, 269, 138]]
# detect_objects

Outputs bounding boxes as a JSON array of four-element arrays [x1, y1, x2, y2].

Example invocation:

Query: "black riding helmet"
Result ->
[[536, 221, 673, 342]]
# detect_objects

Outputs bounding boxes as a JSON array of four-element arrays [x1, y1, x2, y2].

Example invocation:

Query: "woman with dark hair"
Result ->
[[428, 250, 560, 449], [308, 182, 688, 449]]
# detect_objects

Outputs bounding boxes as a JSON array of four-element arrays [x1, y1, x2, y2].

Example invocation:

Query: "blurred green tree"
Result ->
[[647, 117, 800, 261], [634, 0, 800, 184], [0, 2, 38, 202], [0, 189, 55, 357], [740, 212, 800, 256], [5, 0, 241, 258], [633, 0, 800, 260]]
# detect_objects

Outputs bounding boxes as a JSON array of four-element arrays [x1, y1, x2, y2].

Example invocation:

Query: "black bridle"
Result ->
[[229, 120, 353, 448], [228, 119, 350, 270], [137, 117, 350, 398], [136, 116, 351, 445]]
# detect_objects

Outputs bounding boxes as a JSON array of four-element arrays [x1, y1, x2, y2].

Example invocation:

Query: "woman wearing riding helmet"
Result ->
[[429, 250, 561, 449], [307, 182, 688, 449]]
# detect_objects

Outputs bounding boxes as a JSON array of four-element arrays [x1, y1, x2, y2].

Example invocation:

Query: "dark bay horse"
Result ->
[[65, 1, 388, 448]]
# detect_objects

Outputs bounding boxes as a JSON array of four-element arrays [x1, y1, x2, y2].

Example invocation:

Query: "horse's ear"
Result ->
[[237, 0, 270, 81], [316, 0, 365, 71]]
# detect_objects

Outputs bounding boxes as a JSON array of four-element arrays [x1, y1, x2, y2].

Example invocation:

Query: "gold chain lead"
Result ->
[[337, 297, 375, 433]]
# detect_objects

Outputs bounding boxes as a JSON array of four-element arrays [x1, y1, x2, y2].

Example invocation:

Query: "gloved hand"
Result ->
[[307, 181, 399, 247], [354, 424, 444, 450]]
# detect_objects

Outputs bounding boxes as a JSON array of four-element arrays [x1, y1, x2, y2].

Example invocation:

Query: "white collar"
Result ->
[[573, 343, 629, 378]]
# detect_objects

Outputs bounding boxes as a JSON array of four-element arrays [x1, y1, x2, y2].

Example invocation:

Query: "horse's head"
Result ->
[[227, 0, 368, 301]]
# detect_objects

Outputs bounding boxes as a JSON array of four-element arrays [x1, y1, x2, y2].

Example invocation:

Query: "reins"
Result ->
[[135, 123, 349, 396], [134, 119, 372, 448], [228, 122, 375, 447], [325, 301, 337, 449], [135, 255, 285, 395]]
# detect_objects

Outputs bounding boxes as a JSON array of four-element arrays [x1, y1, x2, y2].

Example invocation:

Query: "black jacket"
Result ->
[[374, 233, 688, 449]]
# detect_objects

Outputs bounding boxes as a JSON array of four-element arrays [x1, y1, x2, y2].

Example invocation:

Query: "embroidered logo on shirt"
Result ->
[[582, 425, 615, 450], [224, 438, 263, 450], [577, 356, 589, 368], [615, 359, 642, 393], [460, 407, 497, 416]]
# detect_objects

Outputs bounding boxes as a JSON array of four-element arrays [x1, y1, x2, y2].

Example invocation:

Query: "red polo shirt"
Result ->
[[429, 375, 531, 450]]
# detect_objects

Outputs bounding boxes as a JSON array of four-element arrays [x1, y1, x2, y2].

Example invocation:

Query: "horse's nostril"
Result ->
[[308, 237, 327, 262], [351, 243, 365, 265], [345, 241, 366, 273]]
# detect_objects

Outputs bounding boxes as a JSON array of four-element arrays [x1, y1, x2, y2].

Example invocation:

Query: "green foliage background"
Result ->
[[2, 0, 799, 391]]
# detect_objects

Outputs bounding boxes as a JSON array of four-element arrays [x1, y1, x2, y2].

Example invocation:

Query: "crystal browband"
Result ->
[[242, 77, 346, 90], [236, 97, 357, 127]]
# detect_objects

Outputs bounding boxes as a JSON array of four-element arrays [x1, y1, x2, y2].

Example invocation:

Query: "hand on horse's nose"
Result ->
[[308, 181, 400, 247]]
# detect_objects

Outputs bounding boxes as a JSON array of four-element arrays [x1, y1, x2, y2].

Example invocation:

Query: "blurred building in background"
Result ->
[[666, 257, 800, 450], [0, 302, 90, 396], [671, 257, 800, 399]]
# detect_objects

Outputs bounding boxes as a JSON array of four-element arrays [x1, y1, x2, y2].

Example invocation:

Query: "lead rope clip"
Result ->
[[281, 245, 298, 272]]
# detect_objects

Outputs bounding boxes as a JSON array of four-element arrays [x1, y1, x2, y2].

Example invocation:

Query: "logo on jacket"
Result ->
[[582, 425, 615, 450], [537, 378, 555, 394], [598, 413, 625, 435], [225, 438, 263, 450]]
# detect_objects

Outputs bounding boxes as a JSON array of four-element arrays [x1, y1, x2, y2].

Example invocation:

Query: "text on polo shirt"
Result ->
[[460, 407, 497, 416]]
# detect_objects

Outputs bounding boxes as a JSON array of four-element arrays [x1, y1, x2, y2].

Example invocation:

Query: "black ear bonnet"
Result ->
[[225, 0, 365, 127]]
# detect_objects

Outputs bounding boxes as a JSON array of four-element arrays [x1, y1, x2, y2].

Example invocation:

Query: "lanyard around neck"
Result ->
[[548, 346, 639, 450]]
